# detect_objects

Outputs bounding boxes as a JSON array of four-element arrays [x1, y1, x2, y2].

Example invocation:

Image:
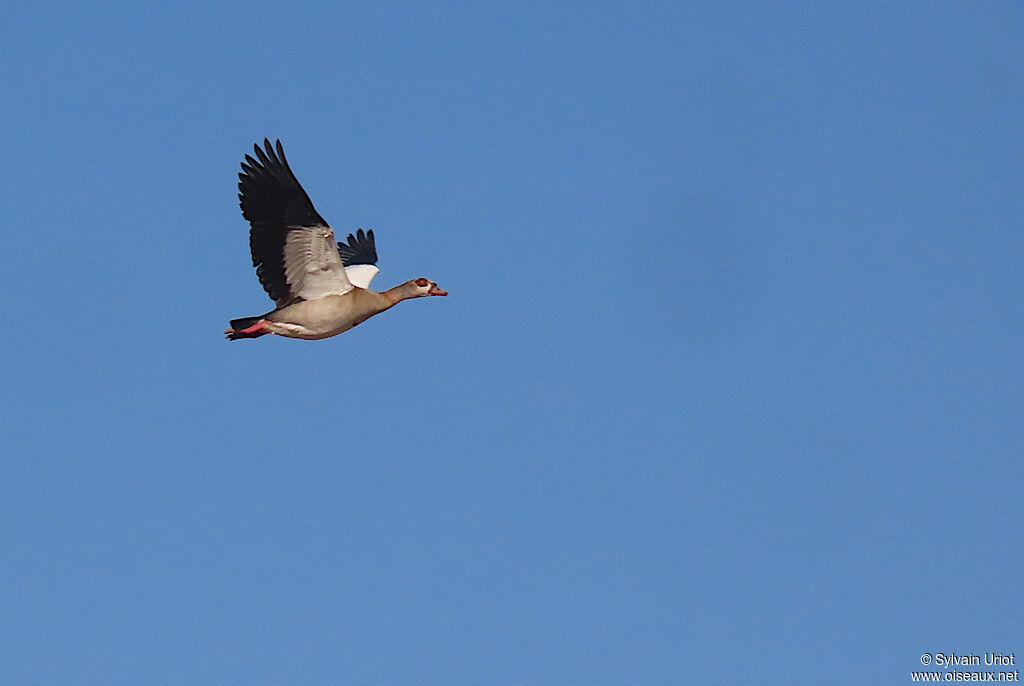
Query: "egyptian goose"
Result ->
[[225, 139, 447, 340]]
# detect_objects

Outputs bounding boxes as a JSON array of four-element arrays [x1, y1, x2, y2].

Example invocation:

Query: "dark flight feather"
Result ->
[[238, 139, 329, 306], [337, 228, 378, 267]]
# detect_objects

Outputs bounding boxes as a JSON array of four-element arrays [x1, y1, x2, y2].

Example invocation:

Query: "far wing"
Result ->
[[338, 228, 380, 289]]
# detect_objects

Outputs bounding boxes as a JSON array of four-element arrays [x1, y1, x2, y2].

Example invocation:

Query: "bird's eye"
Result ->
[[416, 278, 429, 287]]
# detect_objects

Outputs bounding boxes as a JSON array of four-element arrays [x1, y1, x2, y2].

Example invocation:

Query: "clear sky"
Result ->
[[2, 2, 1021, 684]]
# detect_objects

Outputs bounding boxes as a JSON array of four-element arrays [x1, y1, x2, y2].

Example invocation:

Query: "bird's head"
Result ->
[[409, 277, 448, 297]]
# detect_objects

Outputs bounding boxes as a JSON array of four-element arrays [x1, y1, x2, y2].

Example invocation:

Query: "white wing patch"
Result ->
[[344, 264, 380, 289], [283, 226, 353, 299]]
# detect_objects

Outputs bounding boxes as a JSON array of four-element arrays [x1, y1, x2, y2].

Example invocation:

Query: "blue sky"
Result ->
[[2, 2, 1022, 684]]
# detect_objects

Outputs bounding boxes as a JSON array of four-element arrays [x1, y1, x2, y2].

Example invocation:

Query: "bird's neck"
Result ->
[[381, 282, 418, 307]]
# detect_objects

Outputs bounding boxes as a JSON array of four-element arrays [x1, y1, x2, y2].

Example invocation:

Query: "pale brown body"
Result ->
[[263, 288, 395, 339], [226, 279, 445, 340]]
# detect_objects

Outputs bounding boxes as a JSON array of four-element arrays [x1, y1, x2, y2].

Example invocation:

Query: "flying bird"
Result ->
[[226, 139, 447, 340]]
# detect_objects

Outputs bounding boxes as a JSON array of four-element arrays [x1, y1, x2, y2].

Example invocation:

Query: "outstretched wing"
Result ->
[[337, 228, 380, 289], [238, 139, 352, 306]]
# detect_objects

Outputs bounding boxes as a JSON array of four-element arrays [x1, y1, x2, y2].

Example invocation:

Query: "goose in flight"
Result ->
[[226, 139, 447, 340]]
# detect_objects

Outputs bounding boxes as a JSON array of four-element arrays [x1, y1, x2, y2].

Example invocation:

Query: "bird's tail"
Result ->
[[225, 316, 270, 340]]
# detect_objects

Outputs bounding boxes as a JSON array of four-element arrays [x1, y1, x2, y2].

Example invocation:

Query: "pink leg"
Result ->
[[238, 319, 269, 335], [226, 319, 272, 339]]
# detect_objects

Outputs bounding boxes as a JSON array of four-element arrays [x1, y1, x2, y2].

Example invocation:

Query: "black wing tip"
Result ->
[[260, 137, 285, 154], [247, 139, 287, 170], [349, 227, 375, 246]]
